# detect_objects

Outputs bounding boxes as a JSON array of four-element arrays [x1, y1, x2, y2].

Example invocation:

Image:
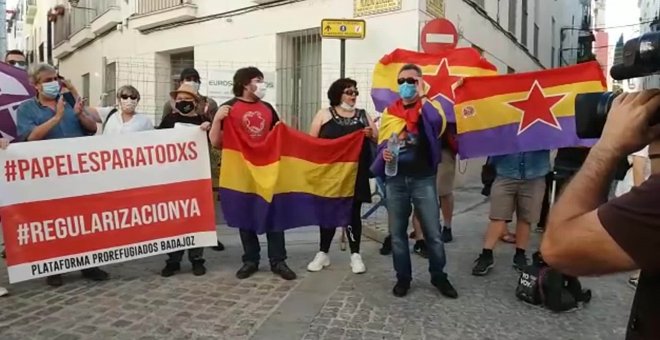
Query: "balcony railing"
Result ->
[[137, 0, 190, 15], [54, 11, 72, 47]]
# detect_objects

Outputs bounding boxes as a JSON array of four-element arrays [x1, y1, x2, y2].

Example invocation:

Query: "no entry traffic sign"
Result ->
[[421, 18, 458, 54]]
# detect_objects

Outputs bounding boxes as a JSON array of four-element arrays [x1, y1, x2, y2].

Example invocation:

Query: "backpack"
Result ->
[[102, 108, 119, 131], [516, 252, 592, 312]]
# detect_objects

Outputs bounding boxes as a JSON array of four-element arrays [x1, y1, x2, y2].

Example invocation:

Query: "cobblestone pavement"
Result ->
[[0, 186, 635, 340]]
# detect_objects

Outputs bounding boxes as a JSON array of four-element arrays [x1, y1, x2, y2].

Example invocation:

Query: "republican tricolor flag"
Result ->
[[454, 61, 607, 159], [371, 48, 498, 122], [219, 121, 363, 234]]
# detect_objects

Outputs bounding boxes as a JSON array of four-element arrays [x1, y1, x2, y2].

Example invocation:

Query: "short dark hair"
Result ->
[[232, 67, 264, 97], [398, 63, 422, 77], [327, 78, 358, 107], [5, 49, 24, 60], [180, 67, 200, 82]]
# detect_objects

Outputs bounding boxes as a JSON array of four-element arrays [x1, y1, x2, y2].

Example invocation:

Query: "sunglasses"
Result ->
[[120, 94, 138, 100], [8, 60, 26, 66], [344, 90, 359, 96], [397, 77, 418, 85]]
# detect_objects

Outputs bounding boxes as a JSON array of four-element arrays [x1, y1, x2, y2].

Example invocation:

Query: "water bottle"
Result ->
[[385, 132, 399, 177]]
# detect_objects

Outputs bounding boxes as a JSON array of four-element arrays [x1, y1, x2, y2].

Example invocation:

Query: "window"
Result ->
[[103, 62, 116, 107], [508, 0, 517, 34], [551, 47, 556, 67], [82, 73, 90, 101], [552, 17, 557, 67], [521, 0, 528, 46], [533, 24, 539, 57]]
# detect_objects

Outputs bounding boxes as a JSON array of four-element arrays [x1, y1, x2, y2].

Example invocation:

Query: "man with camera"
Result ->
[[541, 89, 660, 340]]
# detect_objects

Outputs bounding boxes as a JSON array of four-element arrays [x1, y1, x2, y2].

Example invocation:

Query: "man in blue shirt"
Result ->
[[16, 63, 108, 287], [472, 150, 550, 276]]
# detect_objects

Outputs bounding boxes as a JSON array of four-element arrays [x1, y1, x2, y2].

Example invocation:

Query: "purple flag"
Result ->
[[0, 62, 36, 142]]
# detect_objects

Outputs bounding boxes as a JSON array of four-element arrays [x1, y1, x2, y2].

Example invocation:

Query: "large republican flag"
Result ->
[[219, 121, 363, 234], [0, 62, 36, 141], [453, 61, 606, 159], [370, 48, 498, 123]]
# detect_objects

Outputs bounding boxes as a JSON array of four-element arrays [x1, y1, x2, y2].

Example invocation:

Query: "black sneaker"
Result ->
[[212, 241, 225, 251], [413, 240, 428, 258], [380, 235, 392, 256], [236, 262, 259, 279], [81, 268, 109, 281], [46, 275, 63, 287], [441, 227, 453, 243], [392, 280, 410, 297], [471, 254, 494, 276], [161, 263, 181, 277], [513, 253, 529, 271], [271, 262, 297, 281], [192, 261, 207, 276], [432, 276, 458, 299]]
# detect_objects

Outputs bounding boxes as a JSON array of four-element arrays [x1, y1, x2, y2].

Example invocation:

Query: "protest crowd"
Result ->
[[1, 42, 659, 340]]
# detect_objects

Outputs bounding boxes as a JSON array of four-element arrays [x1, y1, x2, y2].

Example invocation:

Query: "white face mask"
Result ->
[[340, 102, 355, 111], [120, 98, 138, 112], [184, 81, 201, 92], [254, 82, 267, 99]]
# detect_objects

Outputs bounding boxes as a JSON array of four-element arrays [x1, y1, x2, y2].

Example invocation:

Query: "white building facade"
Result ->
[[37, 0, 585, 128]]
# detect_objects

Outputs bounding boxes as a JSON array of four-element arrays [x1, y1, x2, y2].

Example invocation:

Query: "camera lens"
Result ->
[[575, 92, 617, 139]]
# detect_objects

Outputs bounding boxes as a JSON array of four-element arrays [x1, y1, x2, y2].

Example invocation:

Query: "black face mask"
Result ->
[[175, 100, 196, 114]]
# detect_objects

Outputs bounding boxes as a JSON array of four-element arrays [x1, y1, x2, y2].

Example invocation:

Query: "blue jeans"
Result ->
[[386, 175, 447, 283]]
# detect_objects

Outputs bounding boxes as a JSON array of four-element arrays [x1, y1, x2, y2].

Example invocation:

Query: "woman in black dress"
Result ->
[[306, 78, 377, 274]]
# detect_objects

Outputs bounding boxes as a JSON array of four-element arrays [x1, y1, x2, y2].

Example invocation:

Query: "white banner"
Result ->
[[199, 70, 277, 106]]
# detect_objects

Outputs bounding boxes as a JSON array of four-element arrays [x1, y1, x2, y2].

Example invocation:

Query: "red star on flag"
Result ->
[[507, 80, 565, 135], [423, 58, 461, 102]]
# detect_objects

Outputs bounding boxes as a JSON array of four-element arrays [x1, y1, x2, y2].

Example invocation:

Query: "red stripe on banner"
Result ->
[[1, 179, 215, 266], [378, 48, 494, 69], [455, 62, 606, 103], [222, 122, 364, 166]]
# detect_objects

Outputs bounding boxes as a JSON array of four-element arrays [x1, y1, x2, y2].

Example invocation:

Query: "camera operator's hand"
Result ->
[[597, 89, 660, 157]]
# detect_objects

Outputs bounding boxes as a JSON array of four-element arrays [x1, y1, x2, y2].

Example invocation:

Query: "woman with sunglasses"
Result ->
[[306, 78, 378, 274], [96, 85, 153, 135]]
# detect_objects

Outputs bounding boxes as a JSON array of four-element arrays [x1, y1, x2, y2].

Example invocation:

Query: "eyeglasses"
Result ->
[[397, 77, 418, 85], [344, 90, 359, 96], [120, 94, 138, 100], [8, 60, 26, 66]]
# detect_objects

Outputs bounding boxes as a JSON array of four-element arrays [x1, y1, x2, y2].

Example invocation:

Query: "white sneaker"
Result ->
[[307, 252, 330, 272], [0, 286, 8, 297], [350, 253, 366, 274]]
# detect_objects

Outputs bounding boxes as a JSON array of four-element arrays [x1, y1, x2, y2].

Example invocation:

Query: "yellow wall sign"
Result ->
[[426, 0, 445, 18], [320, 19, 367, 40], [354, 0, 402, 18]]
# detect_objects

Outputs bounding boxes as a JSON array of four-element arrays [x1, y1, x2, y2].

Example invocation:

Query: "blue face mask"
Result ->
[[398, 83, 417, 100], [41, 81, 61, 99]]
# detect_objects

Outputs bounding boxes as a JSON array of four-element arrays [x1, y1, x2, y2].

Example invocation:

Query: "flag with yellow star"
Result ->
[[453, 61, 606, 159], [371, 48, 498, 123]]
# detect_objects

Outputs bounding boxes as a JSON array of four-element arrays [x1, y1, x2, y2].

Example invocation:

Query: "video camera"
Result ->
[[576, 31, 660, 139]]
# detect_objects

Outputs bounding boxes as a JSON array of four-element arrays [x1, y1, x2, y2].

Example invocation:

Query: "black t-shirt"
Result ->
[[598, 175, 660, 340], [397, 103, 434, 178], [157, 113, 208, 129]]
